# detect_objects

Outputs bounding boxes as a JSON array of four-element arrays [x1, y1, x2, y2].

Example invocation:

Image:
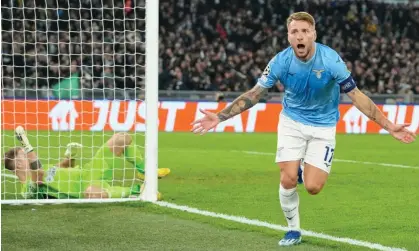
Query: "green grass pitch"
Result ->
[[1, 131, 418, 250]]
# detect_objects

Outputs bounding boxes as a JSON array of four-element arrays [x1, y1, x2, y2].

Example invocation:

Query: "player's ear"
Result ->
[[313, 29, 317, 41]]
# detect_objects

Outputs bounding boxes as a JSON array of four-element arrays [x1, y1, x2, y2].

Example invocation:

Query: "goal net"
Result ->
[[1, 0, 159, 204]]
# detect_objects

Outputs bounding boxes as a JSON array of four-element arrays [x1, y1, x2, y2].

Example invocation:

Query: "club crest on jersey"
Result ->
[[313, 69, 324, 79]]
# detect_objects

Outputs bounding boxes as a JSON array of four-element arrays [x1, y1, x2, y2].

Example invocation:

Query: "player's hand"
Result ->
[[65, 143, 83, 158], [190, 109, 220, 135], [15, 126, 34, 153], [389, 124, 416, 144]]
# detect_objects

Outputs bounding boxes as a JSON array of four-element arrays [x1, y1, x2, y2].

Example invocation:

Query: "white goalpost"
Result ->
[[141, 0, 159, 202], [1, 0, 159, 204]]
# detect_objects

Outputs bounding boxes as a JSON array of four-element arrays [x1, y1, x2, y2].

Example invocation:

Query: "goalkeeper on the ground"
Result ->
[[3, 126, 170, 200]]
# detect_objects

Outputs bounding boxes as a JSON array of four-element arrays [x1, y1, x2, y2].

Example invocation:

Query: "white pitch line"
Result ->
[[160, 148, 419, 170], [331, 159, 419, 169], [234, 150, 419, 170], [155, 201, 407, 251], [0, 161, 409, 250]]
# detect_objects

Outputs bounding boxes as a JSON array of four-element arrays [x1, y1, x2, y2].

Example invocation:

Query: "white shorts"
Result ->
[[276, 113, 336, 173]]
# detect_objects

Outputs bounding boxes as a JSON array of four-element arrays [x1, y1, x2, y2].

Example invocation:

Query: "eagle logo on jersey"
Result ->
[[313, 69, 324, 79]]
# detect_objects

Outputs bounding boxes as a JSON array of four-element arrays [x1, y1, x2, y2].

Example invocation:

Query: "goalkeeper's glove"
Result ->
[[15, 126, 33, 153], [64, 143, 83, 159]]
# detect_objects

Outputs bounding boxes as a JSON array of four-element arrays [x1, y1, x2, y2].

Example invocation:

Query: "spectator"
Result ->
[[1, 0, 146, 93], [1, 0, 418, 96]]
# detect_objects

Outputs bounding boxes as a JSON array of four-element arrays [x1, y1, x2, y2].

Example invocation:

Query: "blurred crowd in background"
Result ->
[[2, 0, 146, 92], [2, 0, 419, 96]]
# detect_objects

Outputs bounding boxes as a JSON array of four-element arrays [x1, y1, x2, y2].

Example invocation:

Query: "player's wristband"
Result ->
[[23, 145, 34, 154], [29, 159, 42, 170]]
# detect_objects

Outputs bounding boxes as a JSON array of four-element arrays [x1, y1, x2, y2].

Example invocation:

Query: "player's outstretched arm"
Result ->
[[217, 85, 268, 122], [59, 143, 83, 168], [346, 87, 416, 143], [57, 158, 75, 168], [191, 85, 268, 135], [15, 126, 44, 183]]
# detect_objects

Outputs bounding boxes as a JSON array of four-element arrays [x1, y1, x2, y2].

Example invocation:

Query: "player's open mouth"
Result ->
[[297, 44, 305, 50]]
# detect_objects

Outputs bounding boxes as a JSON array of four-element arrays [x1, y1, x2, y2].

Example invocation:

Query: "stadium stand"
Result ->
[[1, 0, 419, 96]]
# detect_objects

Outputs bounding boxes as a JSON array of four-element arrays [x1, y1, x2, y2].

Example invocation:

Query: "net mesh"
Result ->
[[1, 0, 147, 202]]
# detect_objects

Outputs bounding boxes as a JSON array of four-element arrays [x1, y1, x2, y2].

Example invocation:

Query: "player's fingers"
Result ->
[[191, 123, 200, 129], [395, 124, 409, 131], [398, 134, 407, 144], [407, 130, 416, 139], [192, 126, 204, 134], [402, 134, 414, 144], [200, 109, 213, 116], [190, 118, 203, 126], [407, 134, 416, 143], [194, 128, 204, 135], [401, 128, 416, 139], [15, 126, 26, 133], [190, 120, 200, 126], [190, 123, 202, 132], [200, 129, 208, 135], [403, 137, 413, 144]]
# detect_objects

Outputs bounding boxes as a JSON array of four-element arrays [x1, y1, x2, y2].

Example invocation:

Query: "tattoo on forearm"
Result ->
[[366, 99, 389, 130], [217, 86, 268, 122], [352, 89, 390, 131]]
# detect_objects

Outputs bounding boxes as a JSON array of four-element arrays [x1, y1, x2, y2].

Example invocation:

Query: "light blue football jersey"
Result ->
[[257, 42, 355, 127]]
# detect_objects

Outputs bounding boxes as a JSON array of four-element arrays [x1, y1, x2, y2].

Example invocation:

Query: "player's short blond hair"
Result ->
[[286, 12, 315, 28]]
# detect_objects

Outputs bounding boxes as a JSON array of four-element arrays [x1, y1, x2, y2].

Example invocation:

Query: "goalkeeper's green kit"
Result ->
[[21, 144, 144, 199]]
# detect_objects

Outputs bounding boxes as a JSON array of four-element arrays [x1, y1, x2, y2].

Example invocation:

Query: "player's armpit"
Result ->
[[217, 85, 268, 122], [346, 87, 395, 132]]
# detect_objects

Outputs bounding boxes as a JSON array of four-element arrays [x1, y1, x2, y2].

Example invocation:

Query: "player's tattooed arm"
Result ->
[[346, 87, 394, 132], [217, 85, 268, 122]]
